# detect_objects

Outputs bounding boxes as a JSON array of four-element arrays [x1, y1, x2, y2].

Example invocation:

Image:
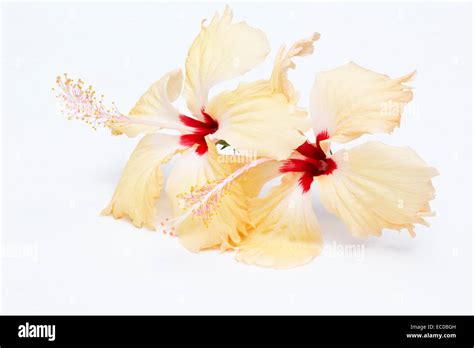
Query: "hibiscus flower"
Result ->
[[55, 6, 317, 252], [233, 62, 438, 269]]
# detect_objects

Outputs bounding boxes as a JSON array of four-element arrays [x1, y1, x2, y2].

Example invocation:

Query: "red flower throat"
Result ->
[[179, 110, 336, 193], [280, 131, 337, 193], [179, 108, 218, 155]]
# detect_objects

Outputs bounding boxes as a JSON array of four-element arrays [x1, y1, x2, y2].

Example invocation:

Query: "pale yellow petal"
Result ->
[[111, 69, 186, 137], [102, 134, 184, 229], [315, 141, 438, 237], [310, 62, 415, 143], [271, 32, 320, 104], [184, 5, 270, 116], [207, 80, 310, 160], [165, 140, 249, 251], [236, 174, 323, 269], [234, 159, 281, 198]]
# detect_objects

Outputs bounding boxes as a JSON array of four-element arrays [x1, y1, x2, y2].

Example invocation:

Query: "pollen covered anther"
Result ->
[[54, 74, 125, 130], [176, 178, 227, 225]]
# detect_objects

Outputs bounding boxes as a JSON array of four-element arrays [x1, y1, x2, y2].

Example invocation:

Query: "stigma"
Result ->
[[280, 131, 337, 193], [179, 108, 218, 155]]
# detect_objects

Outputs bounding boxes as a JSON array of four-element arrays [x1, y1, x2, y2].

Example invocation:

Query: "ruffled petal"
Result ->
[[165, 139, 249, 251], [315, 141, 438, 237], [102, 134, 184, 229], [271, 32, 320, 104], [236, 174, 323, 269], [111, 69, 186, 137], [234, 159, 281, 198], [207, 80, 310, 160], [184, 5, 270, 117], [310, 62, 415, 144]]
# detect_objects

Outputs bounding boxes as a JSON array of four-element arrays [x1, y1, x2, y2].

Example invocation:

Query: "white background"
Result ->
[[1, 2, 472, 314]]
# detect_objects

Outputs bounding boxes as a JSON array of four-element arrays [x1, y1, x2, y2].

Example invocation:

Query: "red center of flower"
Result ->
[[179, 108, 219, 155], [280, 131, 337, 193]]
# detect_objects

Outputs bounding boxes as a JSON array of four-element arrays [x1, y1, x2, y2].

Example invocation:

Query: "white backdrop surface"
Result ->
[[1, 2, 472, 314]]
